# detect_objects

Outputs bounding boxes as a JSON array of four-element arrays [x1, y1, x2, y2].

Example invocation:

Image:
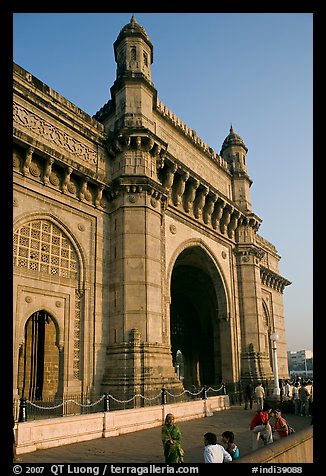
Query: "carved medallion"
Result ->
[[170, 224, 177, 235], [49, 172, 59, 186]]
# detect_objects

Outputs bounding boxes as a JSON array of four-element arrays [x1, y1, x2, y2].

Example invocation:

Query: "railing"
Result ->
[[14, 384, 226, 422]]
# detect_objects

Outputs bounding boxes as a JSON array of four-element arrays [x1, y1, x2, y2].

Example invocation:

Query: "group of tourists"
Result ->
[[161, 413, 239, 464], [249, 403, 294, 450], [161, 379, 312, 463], [248, 380, 312, 451], [243, 380, 312, 416]]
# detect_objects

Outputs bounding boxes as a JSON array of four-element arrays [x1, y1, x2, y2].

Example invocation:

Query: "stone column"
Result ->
[[235, 228, 273, 381], [102, 176, 183, 400]]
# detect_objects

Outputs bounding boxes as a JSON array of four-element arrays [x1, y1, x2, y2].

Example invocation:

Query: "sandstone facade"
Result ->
[[13, 16, 291, 403]]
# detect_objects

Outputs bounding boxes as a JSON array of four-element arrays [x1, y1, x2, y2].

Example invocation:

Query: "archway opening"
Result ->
[[18, 310, 59, 400], [170, 246, 225, 389]]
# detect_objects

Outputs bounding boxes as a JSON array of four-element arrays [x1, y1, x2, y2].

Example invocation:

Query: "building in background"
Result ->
[[287, 350, 313, 378], [13, 16, 291, 404]]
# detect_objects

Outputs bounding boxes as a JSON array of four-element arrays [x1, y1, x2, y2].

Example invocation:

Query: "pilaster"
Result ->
[[234, 229, 274, 380]]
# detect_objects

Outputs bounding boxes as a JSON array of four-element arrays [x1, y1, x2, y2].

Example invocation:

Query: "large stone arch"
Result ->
[[167, 239, 231, 388]]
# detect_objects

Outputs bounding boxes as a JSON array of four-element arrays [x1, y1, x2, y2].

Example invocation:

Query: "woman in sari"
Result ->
[[161, 413, 184, 463]]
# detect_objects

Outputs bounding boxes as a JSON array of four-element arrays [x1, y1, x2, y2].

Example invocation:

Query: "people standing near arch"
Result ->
[[161, 414, 184, 463], [299, 382, 310, 417], [292, 382, 301, 416], [243, 382, 254, 410], [254, 382, 265, 411]]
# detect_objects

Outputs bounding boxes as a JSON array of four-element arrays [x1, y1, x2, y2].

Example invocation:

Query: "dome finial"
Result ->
[[230, 123, 234, 133], [130, 14, 136, 26]]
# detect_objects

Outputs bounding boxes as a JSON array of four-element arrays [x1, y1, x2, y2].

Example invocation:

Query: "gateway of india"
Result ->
[[13, 16, 291, 403]]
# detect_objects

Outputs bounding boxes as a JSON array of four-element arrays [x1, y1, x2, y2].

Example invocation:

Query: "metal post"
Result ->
[[18, 397, 27, 422], [202, 385, 207, 400], [161, 386, 167, 405], [271, 333, 280, 396], [104, 393, 110, 412]]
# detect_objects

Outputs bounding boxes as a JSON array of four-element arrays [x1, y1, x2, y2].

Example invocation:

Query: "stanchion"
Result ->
[[104, 393, 110, 412], [18, 397, 27, 422]]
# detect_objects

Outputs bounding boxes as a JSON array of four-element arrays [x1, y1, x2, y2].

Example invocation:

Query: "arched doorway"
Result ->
[[18, 311, 60, 400], [170, 246, 227, 389]]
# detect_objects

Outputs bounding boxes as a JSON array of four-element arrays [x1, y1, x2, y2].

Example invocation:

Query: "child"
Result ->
[[221, 430, 240, 460]]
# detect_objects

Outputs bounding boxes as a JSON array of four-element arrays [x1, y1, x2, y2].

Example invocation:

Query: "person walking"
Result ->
[[292, 382, 301, 416], [284, 380, 291, 398], [299, 382, 310, 417], [254, 382, 265, 411], [243, 382, 253, 410], [203, 432, 232, 463], [161, 413, 184, 463], [221, 430, 240, 460], [249, 402, 273, 450]]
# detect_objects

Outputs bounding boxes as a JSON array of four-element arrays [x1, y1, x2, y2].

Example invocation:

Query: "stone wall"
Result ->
[[15, 395, 229, 454]]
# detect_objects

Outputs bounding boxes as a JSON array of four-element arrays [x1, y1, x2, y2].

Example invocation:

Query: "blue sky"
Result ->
[[13, 13, 313, 352]]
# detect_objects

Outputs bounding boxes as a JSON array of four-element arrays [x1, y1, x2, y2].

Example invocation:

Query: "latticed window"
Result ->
[[14, 220, 78, 279]]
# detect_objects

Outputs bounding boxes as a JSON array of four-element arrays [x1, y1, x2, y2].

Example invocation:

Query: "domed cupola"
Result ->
[[113, 15, 153, 82], [220, 126, 252, 213], [220, 125, 248, 156]]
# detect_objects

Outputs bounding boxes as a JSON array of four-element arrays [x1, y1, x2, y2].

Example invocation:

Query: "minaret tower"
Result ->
[[114, 15, 153, 82], [221, 127, 274, 382], [97, 17, 183, 400], [106, 15, 157, 133], [220, 126, 252, 213]]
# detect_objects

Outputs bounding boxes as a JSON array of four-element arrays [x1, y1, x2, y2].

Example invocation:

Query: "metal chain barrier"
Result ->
[[16, 384, 227, 422], [26, 395, 105, 409]]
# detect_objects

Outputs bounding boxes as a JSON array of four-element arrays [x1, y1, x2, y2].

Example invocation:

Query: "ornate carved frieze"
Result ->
[[14, 142, 109, 209], [234, 244, 266, 266], [107, 181, 166, 211], [238, 214, 261, 231], [13, 102, 98, 165], [260, 266, 291, 293], [106, 132, 167, 161]]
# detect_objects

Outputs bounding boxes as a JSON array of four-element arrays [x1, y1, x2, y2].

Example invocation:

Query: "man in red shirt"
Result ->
[[250, 402, 273, 450], [271, 409, 289, 440]]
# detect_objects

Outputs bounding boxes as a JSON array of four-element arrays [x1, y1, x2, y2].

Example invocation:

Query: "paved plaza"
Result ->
[[19, 406, 312, 464]]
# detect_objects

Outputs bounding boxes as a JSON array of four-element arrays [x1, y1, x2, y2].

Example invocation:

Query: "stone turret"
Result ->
[[220, 126, 252, 213], [99, 15, 157, 133], [113, 15, 153, 82]]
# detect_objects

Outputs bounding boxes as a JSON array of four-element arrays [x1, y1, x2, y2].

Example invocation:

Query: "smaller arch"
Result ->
[[18, 310, 61, 400], [262, 300, 270, 329], [17, 306, 62, 349]]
